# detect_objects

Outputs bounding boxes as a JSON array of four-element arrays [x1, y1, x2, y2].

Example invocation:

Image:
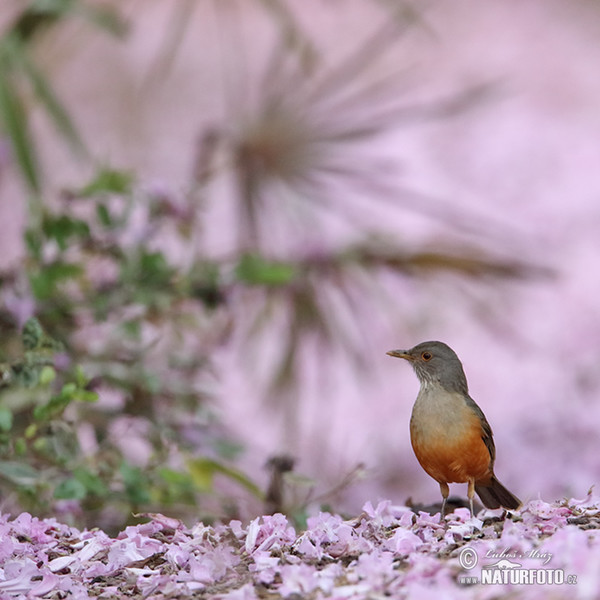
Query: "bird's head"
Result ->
[[387, 340, 469, 393]]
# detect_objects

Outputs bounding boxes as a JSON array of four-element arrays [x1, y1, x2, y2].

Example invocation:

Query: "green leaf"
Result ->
[[121, 319, 141, 339], [141, 371, 160, 395], [121, 251, 174, 300], [72, 365, 90, 389], [157, 467, 196, 505], [187, 458, 213, 491], [24, 227, 43, 258], [0, 42, 40, 192], [54, 477, 87, 500], [0, 407, 13, 432], [139, 251, 172, 284], [0, 460, 39, 485], [75, 3, 129, 37], [39, 365, 56, 385], [22, 317, 44, 350], [214, 438, 244, 461], [77, 167, 134, 197], [73, 389, 98, 403], [189, 261, 224, 309], [187, 458, 263, 499], [14, 438, 27, 455], [96, 202, 112, 227], [33, 393, 71, 421], [158, 467, 191, 486], [29, 261, 83, 299], [120, 462, 151, 505], [235, 253, 296, 286], [10, 363, 41, 388], [10, 1, 69, 42], [11, 0, 127, 42], [33, 380, 96, 421], [14, 37, 87, 158], [25, 424, 37, 439], [42, 214, 90, 250], [73, 467, 108, 497]]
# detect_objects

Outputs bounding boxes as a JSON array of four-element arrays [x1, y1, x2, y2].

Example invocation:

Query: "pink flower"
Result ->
[[244, 514, 295, 554], [164, 543, 191, 568], [568, 490, 600, 511], [106, 534, 163, 571], [386, 527, 422, 554], [218, 582, 259, 599], [353, 551, 398, 588], [229, 520, 245, 539], [362, 500, 397, 528], [249, 550, 280, 584], [0, 558, 59, 597], [294, 534, 322, 560], [306, 512, 346, 543], [10, 513, 60, 544], [146, 513, 186, 532], [278, 563, 319, 596]]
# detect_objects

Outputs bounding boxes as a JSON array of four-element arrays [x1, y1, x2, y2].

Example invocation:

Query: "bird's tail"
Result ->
[[475, 475, 521, 510]]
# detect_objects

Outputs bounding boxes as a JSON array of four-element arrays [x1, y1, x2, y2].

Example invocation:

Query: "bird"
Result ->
[[387, 341, 521, 519]]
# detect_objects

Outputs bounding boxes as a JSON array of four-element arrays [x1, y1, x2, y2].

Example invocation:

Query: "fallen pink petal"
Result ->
[[0, 496, 597, 597]]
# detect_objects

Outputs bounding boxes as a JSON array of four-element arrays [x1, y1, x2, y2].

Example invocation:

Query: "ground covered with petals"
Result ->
[[1, 494, 599, 599]]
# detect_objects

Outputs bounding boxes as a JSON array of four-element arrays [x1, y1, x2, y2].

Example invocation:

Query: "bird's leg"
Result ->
[[439, 482, 449, 520], [467, 479, 475, 518]]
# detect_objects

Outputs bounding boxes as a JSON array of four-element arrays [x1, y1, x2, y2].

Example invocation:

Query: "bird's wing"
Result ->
[[465, 395, 496, 463]]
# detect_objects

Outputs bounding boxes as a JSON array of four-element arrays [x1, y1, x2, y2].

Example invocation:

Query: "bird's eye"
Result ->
[[421, 352, 432, 361]]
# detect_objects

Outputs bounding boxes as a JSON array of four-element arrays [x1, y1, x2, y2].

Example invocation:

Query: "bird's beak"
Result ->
[[386, 349, 413, 360]]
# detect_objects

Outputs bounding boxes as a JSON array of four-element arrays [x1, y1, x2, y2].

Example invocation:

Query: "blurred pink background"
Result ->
[[2, 0, 600, 514]]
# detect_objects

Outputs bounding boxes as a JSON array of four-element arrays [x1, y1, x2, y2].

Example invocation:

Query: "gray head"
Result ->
[[386, 341, 469, 394]]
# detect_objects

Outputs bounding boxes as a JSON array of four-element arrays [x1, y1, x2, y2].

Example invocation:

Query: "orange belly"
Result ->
[[411, 414, 492, 484]]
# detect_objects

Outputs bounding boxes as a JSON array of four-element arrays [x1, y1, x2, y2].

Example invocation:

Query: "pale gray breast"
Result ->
[[410, 384, 474, 444]]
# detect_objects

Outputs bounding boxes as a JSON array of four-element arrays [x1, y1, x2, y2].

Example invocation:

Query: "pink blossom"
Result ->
[[228, 520, 245, 539], [205, 545, 240, 580], [218, 582, 259, 600], [386, 527, 423, 554], [294, 533, 323, 559], [303, 512, 370, 558], [10, 513, 63, 544], [0, 559, 59, 597], [1, 495, 600, 597], [164, 543, 191, 568], [397, 510, 416, 528], [185, 555, 214, 584], [444, 516, 483, 543], [568, 489, 600, 512], [352, 551, 397, 588], [249, 551, 280, 584], [361, 500, 397, 527], [106, 534, 163, 571], [279, 563, 320, 596], [526, 498, 572, 521], [306, 512, 347, 543], [244, 514, 295, 554]]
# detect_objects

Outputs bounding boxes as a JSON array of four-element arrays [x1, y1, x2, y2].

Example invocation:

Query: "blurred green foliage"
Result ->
[[0, 314, 263, 531], [0, 0, 125, 197], [0, 318, 97, 512], [0, 162, 272, 529]]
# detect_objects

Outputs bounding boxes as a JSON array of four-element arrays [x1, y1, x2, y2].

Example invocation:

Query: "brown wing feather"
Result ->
[[465, 395, 495, 465]]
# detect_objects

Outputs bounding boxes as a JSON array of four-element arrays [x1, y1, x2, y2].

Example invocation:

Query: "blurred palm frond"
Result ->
[[198, 3, 551, 429], [214, 4, 502, 249], [0, 0, 125, 196], [237, 241, 552, 399]]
